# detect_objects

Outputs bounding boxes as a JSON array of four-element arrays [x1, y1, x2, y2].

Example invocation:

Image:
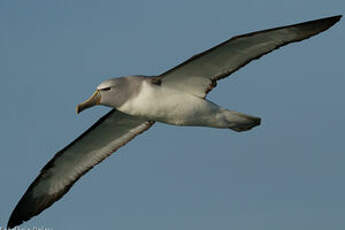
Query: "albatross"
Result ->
[[8, 15, 341, 228]]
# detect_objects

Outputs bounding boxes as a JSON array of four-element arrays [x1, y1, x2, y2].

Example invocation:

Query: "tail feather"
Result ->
[[226, 111, 261, 132]]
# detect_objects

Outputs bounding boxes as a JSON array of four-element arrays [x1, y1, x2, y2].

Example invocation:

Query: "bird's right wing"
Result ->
[[153, 15, 341, 98], [8, 109, 154, 228]]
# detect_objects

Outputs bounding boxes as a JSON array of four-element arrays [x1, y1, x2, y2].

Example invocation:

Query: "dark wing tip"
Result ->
[[8, 198, 29, 229], [7, 170, 81, 229], [8, 216, 23, 229], [303, 15, 342, 34], [7, 191, 40, 229], [329, 14, 342, 22], [7, 186, 66, 229], [228, 15, 342, 42], [321, 14, 342, 21], [7, 171, 69, 229], [311, 14, 342, 29], [8, 215, 22, 229]]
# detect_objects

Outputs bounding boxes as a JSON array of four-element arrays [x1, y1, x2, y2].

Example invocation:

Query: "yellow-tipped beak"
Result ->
[[76, 90, 101, 114]]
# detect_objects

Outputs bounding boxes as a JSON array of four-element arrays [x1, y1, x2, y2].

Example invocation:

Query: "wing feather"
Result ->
[[8, 109, 154, 228], [155, 15, 341, 97]]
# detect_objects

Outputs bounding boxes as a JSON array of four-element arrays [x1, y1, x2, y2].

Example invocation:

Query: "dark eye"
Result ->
[[101, 87, 111, 91]]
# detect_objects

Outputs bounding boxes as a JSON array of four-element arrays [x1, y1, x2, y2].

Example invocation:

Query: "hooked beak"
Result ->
[[76, 90, 101, 114]]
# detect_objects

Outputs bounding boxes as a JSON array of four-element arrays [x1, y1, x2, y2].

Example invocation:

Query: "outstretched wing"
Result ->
[[154, 15, 341, 98], [8, 109, 154, 228]]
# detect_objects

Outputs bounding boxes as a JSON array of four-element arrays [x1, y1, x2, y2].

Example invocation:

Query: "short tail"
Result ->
[[226, 111, 261, 132]]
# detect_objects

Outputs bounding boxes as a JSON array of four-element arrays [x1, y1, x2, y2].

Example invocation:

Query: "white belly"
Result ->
[[117, 81, 221, 126]]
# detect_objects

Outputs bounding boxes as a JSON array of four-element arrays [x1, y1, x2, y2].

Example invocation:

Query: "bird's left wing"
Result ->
[[153, 15, 341, 98], [8, 109, 154, 228]]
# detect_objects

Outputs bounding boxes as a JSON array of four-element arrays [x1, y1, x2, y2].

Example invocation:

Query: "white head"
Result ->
[[76, 77, 144, 114]]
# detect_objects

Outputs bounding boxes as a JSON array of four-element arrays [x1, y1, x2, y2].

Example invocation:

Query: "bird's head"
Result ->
[[76, 77, 129, 114]]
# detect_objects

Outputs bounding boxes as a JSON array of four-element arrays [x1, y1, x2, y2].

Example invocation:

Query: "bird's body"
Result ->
[[116, 76, 259, 129], [7, 15, 341, 228]]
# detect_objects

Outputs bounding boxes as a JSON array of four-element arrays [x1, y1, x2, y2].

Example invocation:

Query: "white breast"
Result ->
[[117, 81, 219, 125]]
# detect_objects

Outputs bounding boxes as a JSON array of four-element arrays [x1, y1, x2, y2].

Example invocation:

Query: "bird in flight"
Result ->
[[8, 15, 341, 228]]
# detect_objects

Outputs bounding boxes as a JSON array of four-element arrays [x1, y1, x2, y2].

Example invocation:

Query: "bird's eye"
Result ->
[[101, 87, 111, 91]]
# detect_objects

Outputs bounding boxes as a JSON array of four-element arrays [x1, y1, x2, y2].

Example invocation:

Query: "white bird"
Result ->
[[8, 15, 341, 228]]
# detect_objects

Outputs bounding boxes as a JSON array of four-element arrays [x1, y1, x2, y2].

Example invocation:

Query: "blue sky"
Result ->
[[1, 0, 344, 229]]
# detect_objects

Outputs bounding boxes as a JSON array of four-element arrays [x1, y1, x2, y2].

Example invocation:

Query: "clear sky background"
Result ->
[[1, 1, 344, 229]]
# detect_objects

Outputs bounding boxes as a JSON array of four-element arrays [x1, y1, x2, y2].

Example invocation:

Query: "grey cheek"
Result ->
[[104, 76, 145, 108], [113, 93, 128, 108], [104, 89, 130, 108]]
